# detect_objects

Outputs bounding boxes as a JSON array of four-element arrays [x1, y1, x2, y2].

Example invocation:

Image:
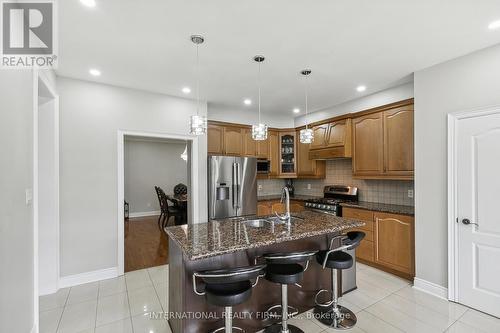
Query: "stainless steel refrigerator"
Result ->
[[208, 156, 257, 219]]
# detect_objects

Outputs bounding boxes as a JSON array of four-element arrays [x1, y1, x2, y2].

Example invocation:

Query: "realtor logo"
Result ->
[[1, 0, 57, 68]]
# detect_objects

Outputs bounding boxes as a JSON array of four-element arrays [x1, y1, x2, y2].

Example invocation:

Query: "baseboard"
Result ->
[[413, 277, 448, 300], [59, 267, 118, 288], [129, 210, 160, 218]]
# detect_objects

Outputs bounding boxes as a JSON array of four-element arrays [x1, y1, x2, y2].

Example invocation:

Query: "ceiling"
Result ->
[[58, 0, 500, 116]]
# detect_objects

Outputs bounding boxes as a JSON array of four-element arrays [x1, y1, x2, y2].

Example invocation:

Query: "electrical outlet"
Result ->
[[307, 184, 311, 190], [408, 189, 414, 198], [258, 184, 263, 191]]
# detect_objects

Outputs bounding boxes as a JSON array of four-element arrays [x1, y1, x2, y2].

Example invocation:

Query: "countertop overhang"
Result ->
[[165, 211, 365, 260]]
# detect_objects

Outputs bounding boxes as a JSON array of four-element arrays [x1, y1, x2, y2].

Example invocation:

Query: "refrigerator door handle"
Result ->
[[235, 162, 240, 209], [232, 162, 237, 209]]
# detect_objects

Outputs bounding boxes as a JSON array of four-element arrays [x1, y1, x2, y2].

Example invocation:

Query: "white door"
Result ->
[[457, 111, 500, 317]]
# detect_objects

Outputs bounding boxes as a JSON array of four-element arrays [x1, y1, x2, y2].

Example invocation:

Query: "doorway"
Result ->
[[448, 107, 500, 317], [117, 131, 198, 275]]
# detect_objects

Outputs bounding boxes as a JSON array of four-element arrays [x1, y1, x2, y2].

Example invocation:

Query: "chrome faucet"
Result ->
[[275, 186, 291, 222]]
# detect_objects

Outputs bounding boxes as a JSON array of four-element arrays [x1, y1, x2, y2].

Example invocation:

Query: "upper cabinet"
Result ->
[[309, 119, 352, 159], [279, 131, 296, 177], [296, 130, 326, 178], [352, 101, 414, 179], [242, 128, 257, 157], [268, 130, 280, 177], [223, 126, 243, 156], [207, 124, 224, 155]]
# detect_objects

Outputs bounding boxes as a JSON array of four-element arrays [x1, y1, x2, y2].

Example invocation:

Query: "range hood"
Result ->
[[308, 118, 352, 160]]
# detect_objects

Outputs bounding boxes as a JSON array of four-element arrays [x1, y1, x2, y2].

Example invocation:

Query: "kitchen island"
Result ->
[[164, 211, 364, 333]]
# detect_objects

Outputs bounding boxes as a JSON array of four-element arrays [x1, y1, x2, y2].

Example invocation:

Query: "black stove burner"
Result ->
[[305, 185, 359, 216]]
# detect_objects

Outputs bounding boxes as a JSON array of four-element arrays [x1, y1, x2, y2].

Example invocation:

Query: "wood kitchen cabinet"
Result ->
[[343, 207, 414, 279], [296, 130, 326, 178], [223, 126, 243, 156], [352, 112, 384, 176], [374, 212, 415, 276], [257, 202, 272, 216], [268, 130, 280, 177], [308, 119, 352, 159], [257, 200, 305, 216], [310, 124, 329, 149], [207, 124, 224, 155], [352, 100, 414, 180], [242, 128, 257, 157], [278, 131, 297, 177], [257, 138, 269, 159], [383, 105, 414, 177]]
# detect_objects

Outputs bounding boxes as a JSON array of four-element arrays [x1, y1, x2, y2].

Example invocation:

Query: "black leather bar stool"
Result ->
[[193, 264, 267, 333], [263, 251, 317, 333], [314, 231, 365, 330]]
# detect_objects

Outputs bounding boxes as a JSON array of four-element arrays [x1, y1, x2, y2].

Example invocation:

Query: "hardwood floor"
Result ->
[[124, 215, 169, 272]]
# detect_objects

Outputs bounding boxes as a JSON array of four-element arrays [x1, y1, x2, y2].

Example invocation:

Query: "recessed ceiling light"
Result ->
[[89, 68, 101, 76], [80, 0, 96, 8], [182, 87, 191, 94], [488, 19, 500, 30], [356, 85, 366, 92], [243, 99, 252, 105], [293, 108, 300, 114]]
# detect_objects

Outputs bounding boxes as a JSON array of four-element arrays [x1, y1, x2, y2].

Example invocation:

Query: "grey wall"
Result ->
[[124, 139, 188, 215], [208, 103, 295, 128], [0, 71, 34, 332], [294, 81, 414, 127], [58, 77, 207, 277], [414, 44, 500, 288]]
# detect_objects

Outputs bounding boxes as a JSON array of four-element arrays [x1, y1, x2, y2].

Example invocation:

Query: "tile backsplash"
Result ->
[[259, 159, 415, 206]]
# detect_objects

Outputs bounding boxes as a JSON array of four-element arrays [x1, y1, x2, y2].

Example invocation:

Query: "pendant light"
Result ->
[[299, 69, 314, 144], [189, 35, 207, 135], [252, 55, 268, 141]]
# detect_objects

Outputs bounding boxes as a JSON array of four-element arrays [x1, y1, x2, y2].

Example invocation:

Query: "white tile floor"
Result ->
[[39, 263, 500, 333]]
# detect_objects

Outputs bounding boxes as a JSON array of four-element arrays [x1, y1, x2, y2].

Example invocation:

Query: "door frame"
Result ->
[[117, 130, 199, 276], [447, 105, 500, 301]]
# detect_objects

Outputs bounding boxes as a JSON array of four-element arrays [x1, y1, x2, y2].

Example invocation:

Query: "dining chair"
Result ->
[[155, 186, 184, 230]]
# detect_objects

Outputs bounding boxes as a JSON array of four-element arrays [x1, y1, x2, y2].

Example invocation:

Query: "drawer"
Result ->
[[356, 240, 374, 262], [343, 207, 374, 223], [349, 228, 373, 242]]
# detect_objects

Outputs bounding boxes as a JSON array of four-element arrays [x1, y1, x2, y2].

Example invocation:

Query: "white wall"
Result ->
[[124, 139, 187, 215], [208, 103, 295, 128], [414, 44, 500, 288], [294, 82, 414, 127], [58, 77, 207, 277], [0, 71, 35, 333]]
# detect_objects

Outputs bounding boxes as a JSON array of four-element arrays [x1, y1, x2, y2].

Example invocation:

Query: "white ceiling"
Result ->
[[58, 0, 500, 116]]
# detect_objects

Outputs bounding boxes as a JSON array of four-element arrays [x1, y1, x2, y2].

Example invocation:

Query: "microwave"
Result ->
[[257, 159, 270, 174]]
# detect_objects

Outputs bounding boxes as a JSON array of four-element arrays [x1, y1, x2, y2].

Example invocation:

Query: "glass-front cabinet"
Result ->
[[279, 131, 297, 177]]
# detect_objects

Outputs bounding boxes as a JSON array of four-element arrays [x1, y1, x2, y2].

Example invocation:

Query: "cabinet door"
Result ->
[[207, 124, 224, 155], [352, 112, 384, 176], [383, 106, 414, 176], [343, 208, 375, 262], [290, 201, 304, 213], [257, 138, 269, 159], [243, 128, 257, 157], [374, 212, 414, 276], [296, 130, 315, 176], [271, 203, 285, 214], [279, 132, 297, 177], [257, 202, 271, 216], [310, 124, 328, 150], [326, 119, 347, 147], [224, 126, 243, 156], [268, 131, 280, 177]]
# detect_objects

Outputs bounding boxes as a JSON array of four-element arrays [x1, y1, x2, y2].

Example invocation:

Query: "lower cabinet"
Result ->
[[343, 207, 414, 278], [257, 200, 305, 216]]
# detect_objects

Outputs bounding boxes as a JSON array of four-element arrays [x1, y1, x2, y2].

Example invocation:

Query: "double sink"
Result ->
[[241, 216, 304, 228]]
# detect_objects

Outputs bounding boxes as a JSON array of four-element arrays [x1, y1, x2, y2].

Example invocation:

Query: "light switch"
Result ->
[[25, 188, 33, 206], [258, 184, 263, 191], [307, 184, 311, 190], [408, 189, 414, 198]]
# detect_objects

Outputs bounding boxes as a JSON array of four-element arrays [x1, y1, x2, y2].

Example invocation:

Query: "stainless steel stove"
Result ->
[[305, 185, 358, 216]]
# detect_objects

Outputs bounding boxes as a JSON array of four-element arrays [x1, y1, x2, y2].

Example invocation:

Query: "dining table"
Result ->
[[167, 194, 188, 225]]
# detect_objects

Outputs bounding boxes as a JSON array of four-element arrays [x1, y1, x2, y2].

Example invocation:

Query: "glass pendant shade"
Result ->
[[252, 123, 268, 140], [300, 128, 314, 144], [189, 115, 207, 135]]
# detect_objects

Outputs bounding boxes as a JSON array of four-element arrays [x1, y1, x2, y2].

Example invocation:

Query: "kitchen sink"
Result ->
[[266, 216, 304, 224], [242, 219, 271, 228]]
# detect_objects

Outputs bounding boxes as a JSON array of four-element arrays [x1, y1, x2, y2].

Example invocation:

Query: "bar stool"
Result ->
[[314, 231, 365, 330], [263, 251, 317, 333], [192, 264, 267, 333]]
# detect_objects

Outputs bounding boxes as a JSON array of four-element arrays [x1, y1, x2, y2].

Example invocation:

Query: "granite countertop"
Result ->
[[257, 194, 321, 202], [164, 211, 365, 260], [340, 201, 414, 216]]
